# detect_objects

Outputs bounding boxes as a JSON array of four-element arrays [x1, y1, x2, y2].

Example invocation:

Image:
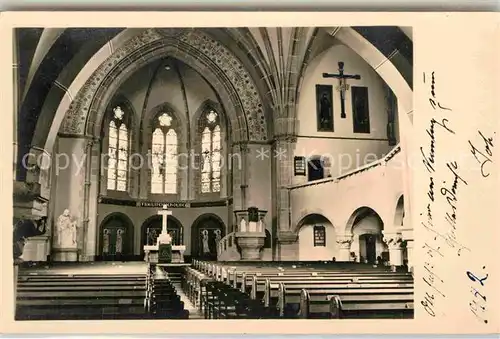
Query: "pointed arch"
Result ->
[[196, 104, 223, 194], [104, 100, 132, 192], [150, 110, 179, 194]]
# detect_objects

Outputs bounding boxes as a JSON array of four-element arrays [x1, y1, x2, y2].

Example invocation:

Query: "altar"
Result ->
[[143, 244, 186, 263], [143, 205, 186, 264]]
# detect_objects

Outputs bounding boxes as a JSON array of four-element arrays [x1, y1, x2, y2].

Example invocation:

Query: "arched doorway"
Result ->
[[191, 214, 226, 260], [347, 207, 387, 264], [98, 213, 134, 261], [140, 215, 183, 257], [359, 234, 378, 264]]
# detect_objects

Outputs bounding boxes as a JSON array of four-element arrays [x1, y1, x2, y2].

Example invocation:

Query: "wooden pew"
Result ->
[[16, 267, 188, 320], [301, 290, 414, 319], [264, 280, 413, 318], [229, 270, 410, 290], [16, 275, 150, 320], [183, 267, 211, 309], [202, 280, 266, 319], [191, 261, 414, 320]]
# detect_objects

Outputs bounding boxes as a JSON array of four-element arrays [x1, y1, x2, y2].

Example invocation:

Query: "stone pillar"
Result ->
[[274, 136, 296, 232], [401, 221, 414, 273], [277, 231, 298, 261], [273, 135, 297, 261], [83, 139, 101, 261], [336, 234, 354, 262], [235, 207, 267, 260], [230, 143, 247, 211], [405, 240, 414, 273], [382, 231, 404, 270]]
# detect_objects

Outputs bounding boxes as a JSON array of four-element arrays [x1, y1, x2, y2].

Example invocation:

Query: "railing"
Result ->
[[217, 232, 236, 257], [288, 144, 401, 190]]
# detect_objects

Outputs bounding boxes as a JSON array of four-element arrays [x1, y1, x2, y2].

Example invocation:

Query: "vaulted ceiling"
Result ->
[[14, 27, 412, 181]]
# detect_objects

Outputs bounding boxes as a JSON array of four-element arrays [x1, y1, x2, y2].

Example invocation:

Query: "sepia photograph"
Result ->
[[13, 25, 414, 321]]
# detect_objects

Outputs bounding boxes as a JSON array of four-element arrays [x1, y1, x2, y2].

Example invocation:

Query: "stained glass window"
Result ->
[[200, 109, 221, 193], [151, 113, 178, 194], [107, 106, 129, 191]]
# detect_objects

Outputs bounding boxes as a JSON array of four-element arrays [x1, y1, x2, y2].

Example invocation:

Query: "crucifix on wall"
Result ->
[[322, 61, 361, 119]]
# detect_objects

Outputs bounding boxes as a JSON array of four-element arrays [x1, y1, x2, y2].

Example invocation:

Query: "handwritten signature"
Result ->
[[468, 130, 495, 178], [467, 267, 489, 324]]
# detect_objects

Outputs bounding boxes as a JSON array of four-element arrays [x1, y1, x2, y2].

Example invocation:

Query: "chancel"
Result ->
[[12, 26, 414, 320]]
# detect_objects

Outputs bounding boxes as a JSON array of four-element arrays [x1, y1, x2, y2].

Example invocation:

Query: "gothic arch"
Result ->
[[59, 29, 269, 143], [295, 213, 334, 233], [292, 208, 332, 234], [39, 29, 142, 152], [345, 206, 384, 234], [97, 212, 134, 260], [192, 101, 228, 197], [100, 94, 139, 195], [101, 94, 137, 138], [190, 213, 226, 259], [143, 102, 187, 197]]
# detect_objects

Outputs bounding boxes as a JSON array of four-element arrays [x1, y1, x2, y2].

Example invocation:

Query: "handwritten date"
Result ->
[[467, 267, 489, 324]]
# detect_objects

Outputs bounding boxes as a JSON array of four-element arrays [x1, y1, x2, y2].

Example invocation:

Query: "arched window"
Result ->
[[200, 109, 221, 193], [107, 106, 129, 192], [151, 112, 178, 194]]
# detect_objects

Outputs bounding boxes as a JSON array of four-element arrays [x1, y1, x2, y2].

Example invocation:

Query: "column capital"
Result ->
[[336, 234, 353, 249], [274, 134, 297, 143], [382, 231, 404, 249]]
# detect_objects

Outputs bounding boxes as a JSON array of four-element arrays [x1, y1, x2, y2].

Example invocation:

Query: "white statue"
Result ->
[[102, 229, 110, 254], [240, 218, 247, 232], [55, 209, 77, 249], [214, 229, 222, 245], [201, 229, 210, 254], [116, 229, 124, 253]]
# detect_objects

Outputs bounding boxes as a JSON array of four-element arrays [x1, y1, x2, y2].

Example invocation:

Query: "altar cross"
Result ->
[[157, 204, 172, 233], [322, 61, 361, 119]]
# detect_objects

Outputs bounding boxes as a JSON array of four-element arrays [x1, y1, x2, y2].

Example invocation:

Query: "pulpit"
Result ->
[[143, 205, 186, 264], [234, 207, 267, 260]]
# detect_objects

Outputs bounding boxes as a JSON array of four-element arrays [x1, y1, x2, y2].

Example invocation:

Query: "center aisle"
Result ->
[[171, 282, 203, 319]]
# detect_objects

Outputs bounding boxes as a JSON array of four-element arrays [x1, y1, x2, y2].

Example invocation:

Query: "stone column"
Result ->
[[83, 139, 101, 261], [336, 234, 354, 262], [235, 207, 267, 260], [401, 220, 414, 273], [405, 240, 414, 273], [231, 143, 247, 211], [382, 231, 404, 270], [274, 136, 296, 232], [273, 135, 297, 261]]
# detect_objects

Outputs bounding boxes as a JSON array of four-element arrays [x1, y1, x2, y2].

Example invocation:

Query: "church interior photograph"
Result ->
[[13, 26, 414, 320]]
